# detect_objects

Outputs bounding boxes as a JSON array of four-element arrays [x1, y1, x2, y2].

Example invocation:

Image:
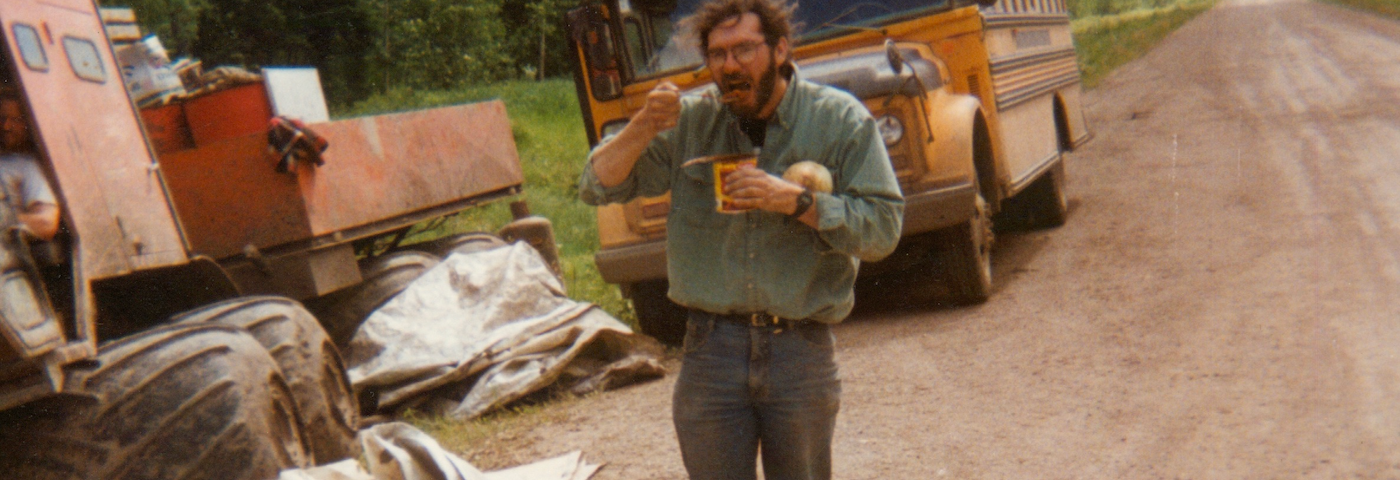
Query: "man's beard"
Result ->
[[719, 54, 778, 120]]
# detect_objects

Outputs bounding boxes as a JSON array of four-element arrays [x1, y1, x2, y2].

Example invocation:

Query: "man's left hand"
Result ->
[[722, 166, 805, 215]]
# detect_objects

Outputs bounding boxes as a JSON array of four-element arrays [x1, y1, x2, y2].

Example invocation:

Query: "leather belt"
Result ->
[[711, 311, 808, 331]]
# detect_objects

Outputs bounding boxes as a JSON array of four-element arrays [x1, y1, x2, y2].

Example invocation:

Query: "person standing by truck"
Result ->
[[578, 0, 903, 477], [0, 90, 59, 241]]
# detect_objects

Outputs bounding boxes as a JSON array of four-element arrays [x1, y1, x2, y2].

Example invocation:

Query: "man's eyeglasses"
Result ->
[[706, 41, 766, 67]]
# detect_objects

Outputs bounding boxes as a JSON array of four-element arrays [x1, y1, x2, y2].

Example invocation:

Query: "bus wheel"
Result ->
[[0, 323, 310, 479], [629, 280, 687, 346], [174, 296, 360, 464], [1023, 161, 1069, 228], [940, 190, 994, 304]]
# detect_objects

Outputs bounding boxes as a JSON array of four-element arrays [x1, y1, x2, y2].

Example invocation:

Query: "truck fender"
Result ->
[[928, 94, 998, 206]]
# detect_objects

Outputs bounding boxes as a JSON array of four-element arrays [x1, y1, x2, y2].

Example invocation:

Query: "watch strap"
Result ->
[[788, 189, 814, 219]]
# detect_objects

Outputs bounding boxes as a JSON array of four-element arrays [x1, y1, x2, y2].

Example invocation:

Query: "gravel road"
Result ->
[[467, 1, 1400, 477]]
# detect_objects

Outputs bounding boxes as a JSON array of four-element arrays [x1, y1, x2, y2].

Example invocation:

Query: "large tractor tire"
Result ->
[[305, 250, 442, 348], [939, 190, 994, 304], [174, 296, 360, 464], [629, 280, 688, 347], [0, 323, 310, 479]]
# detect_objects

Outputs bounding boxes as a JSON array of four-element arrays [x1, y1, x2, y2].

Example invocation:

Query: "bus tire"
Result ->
[[1023, 161, 1068, 229], [174, 296, 360, 464], [940, 190, 994, 304], [0, 323, 310, 479]]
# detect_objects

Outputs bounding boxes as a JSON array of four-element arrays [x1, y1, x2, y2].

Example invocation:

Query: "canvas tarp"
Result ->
[[344, 241, 664, 419], [279, 422, 601, 480]]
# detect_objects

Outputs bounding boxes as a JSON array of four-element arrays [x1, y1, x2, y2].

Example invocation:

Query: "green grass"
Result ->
[[1319, 0, 1400, 18], [398, 397, 580, 470], [1071, 0, 1218, 88], [338, 79, 634, 326]]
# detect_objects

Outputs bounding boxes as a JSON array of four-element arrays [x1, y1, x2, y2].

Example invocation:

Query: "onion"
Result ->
[[782, 161, 833, 193]]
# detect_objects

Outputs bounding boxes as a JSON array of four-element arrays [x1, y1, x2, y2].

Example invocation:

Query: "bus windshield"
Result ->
[[618, 0, 954, 79]]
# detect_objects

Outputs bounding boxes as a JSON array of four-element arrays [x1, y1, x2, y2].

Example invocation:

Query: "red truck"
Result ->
[[0, 2, 541, 477]]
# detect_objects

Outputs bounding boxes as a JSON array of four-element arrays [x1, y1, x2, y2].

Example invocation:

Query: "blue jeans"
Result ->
[[673, 310, 842, 480]]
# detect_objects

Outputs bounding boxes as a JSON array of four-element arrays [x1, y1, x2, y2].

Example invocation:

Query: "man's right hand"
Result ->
[[636, 82, 681, 135], [588, 81, 683, 188]]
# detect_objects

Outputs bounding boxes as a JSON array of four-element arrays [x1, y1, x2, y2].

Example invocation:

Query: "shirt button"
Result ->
[[748, 253, 756, 259], [747, 283, 754, 289]]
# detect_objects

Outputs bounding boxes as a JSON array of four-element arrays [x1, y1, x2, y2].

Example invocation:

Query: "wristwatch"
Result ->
[[788, 189, 814, 219]]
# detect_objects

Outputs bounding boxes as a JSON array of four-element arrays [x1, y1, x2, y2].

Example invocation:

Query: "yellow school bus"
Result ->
[[566, 0, 1091, 343]]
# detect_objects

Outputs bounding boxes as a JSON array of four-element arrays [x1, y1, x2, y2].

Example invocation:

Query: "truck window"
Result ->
[[619, 0, 699, 79], [606, 0, 957, 83], [61, 37, 105, 83], [11, 24, 47, 71]]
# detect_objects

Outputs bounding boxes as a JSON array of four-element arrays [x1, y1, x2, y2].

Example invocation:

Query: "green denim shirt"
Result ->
[[579, 75, 904, 323]]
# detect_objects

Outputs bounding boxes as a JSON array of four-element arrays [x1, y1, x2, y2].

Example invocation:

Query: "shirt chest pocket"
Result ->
[[673, 163, 727, 229]]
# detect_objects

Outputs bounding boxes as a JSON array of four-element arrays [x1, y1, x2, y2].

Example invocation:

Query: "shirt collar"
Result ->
[[769, 62, 802, 131]]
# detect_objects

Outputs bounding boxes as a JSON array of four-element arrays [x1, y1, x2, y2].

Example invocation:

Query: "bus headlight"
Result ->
[[876, 115, 904, 146]]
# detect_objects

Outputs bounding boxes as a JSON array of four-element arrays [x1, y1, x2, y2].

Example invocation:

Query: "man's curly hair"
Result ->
[[686, 0, 797, 55]]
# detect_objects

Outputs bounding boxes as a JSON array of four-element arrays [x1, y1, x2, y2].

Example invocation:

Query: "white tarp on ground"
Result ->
[[279, 422, 601, 480], [344, 242, 663, 419]]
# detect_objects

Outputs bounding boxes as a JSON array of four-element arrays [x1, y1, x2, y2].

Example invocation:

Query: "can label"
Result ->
[[714, 156, 757, 213]]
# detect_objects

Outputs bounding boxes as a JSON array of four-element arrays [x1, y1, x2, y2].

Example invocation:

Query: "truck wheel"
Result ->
[[174, 296, 360, 464], [630, 280, 687, 346], [940, 191, 994, 304], [1022, 161, 1068, 228], [0, 323, 309, 479], [306, 250, 441, 348]]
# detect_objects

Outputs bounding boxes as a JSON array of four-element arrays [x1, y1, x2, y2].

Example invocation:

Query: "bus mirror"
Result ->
[[885, 39, 905, 75], [568, 5, 624, 100]]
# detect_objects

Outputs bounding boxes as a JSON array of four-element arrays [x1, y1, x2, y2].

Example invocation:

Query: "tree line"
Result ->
[[110, 0, 579, 106]]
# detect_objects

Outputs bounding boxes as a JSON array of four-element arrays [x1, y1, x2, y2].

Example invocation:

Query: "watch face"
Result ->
[[791, 190, 814, 217]]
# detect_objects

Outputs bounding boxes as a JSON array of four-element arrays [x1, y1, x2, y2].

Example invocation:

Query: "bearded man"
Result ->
[[578, 0, 904, 478]]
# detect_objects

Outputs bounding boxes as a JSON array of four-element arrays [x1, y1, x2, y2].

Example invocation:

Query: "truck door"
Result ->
[[1, 0, 188, 280]]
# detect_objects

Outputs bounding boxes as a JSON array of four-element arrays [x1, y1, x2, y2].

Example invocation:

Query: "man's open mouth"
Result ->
[[721, 79, 752, 102]]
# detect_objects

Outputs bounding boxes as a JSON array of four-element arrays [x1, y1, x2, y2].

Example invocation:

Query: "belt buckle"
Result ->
[[749, 313, 782, 330]]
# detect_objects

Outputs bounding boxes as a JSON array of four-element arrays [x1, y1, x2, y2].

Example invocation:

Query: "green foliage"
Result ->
[[1066, 0, 1187, 17], [500, 0, 581, 80], [1070, 0, 1216, 88], [111, 0, 580, 106], [107, 0, 211, 56], [190, 0, 374, 101], [1319, 0, 1400, 18], [366, 0, 513, 90]]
